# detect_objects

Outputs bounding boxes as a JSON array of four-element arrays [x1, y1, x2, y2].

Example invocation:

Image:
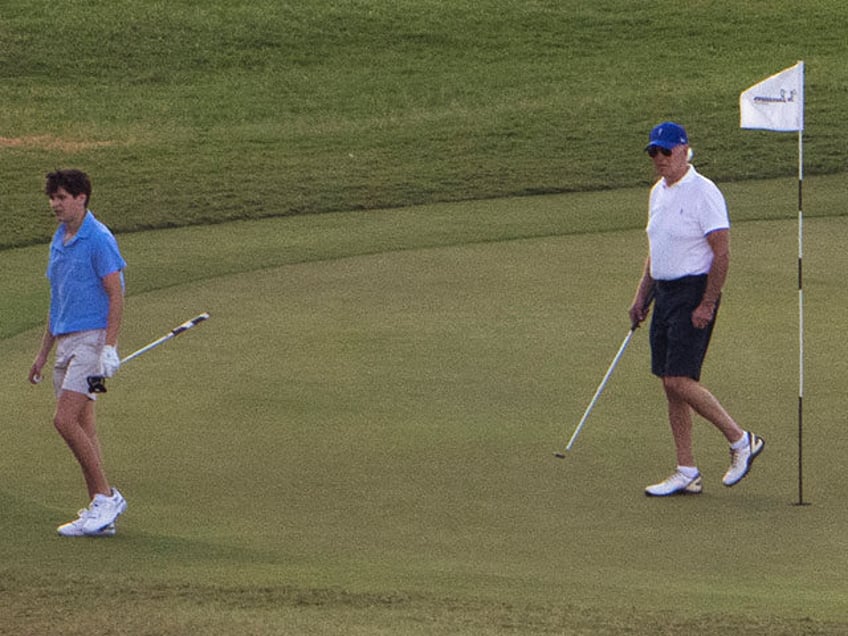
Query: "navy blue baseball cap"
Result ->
[[645, 122, 688, 151]]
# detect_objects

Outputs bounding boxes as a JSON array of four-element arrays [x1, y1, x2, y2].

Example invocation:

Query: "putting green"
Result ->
[[1, 213, 846, 633]]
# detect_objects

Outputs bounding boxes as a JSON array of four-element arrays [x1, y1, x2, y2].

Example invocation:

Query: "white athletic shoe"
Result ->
[[58, 488, 126, 537], [723, 432, 765, 487], [57, 509, 117, 537], [77, 488, 127, 535], [645, 471, 703, 497]]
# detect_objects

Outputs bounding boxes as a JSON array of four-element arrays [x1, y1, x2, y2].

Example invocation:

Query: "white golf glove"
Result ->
[[100, 345, 121, 378]]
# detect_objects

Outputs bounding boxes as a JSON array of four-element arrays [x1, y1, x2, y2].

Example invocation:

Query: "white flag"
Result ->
[[740, 61, 804, 132]]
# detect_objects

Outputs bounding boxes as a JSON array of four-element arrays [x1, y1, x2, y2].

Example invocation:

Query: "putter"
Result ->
[[554, 290, 654, 457], [86, 312, 210, 393]]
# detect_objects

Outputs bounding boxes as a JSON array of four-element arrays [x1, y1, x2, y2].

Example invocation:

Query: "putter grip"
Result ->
[[172, 313, 210, 336]]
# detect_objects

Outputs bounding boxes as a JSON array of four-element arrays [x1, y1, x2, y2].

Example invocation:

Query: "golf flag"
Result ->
[[741, 62, 808, 505], [740, 61, 804, 131]]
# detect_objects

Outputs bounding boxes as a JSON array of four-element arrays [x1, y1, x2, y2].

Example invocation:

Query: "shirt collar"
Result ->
[[662, 164, 696, 189], [61, 211, 94, 246]]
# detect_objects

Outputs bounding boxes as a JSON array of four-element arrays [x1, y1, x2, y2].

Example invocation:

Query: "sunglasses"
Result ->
[[647, 146, 673, 158]]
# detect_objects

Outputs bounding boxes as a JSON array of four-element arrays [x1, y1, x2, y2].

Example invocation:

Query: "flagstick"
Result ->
[[739, 61, 807, 506], [796, 128, 809, 506]]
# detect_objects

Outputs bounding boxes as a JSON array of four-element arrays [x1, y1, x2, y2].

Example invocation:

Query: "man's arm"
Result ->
[[692, 229, 730, 329], [29, 321, 56, 384], [97, 270, 124, 378], [102, 271, 124, 347], [630, 256, 655, 328]]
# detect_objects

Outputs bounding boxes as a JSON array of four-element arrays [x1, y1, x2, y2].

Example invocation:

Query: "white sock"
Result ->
[[677, 465, 699, 479], [731, 432, 750, 451]]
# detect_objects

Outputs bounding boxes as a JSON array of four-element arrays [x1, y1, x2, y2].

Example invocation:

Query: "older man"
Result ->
[[630, 122, 764, 496]]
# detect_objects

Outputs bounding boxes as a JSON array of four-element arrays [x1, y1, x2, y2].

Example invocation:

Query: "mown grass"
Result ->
[[2, 1, 847, 248], [3, 172, 843, 342], [2, 201, 848, 634], [2, 1, 848, 633]]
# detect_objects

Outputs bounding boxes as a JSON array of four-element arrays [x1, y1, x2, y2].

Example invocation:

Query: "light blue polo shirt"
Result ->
[[47, 211, 126, 336]]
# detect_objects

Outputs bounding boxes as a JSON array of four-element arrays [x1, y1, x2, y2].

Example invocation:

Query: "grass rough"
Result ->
[[1, 1, 847, 248]]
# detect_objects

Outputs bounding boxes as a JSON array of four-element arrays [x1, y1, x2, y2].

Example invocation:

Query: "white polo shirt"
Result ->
[[646, 165, 729, 281]]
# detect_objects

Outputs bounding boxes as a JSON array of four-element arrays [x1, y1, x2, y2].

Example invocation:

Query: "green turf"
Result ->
[[2, 182, 847, 633], [3, 172, 845, 342], [2, 1, 847, 248], [2, 0, 847, 632]]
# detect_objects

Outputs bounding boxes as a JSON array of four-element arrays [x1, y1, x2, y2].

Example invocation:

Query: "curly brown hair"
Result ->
[[45, 169, 92, 207]]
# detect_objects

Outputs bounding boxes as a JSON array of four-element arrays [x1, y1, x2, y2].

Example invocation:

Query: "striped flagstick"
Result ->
[[796, 130, 807, 505], [740, 61, 808, 505]]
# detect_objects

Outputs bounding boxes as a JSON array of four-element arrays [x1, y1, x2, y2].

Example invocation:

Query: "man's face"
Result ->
[[48, 187, 87, 225], [648, 144, 689, 183]]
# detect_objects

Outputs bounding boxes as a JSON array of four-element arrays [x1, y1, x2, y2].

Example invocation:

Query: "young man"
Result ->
[[630, 122, 764, 497], [29, 169, 128, 535]]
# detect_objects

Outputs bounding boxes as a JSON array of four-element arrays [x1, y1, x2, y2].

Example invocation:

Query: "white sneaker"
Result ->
[[645, 471, 703, 497], [723, 432, 765, 487], [57, 509, 117, 537], [80, 488, 127, 535]]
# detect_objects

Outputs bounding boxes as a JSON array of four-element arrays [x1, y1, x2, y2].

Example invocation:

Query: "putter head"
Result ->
[[86, 375, 108, 393]]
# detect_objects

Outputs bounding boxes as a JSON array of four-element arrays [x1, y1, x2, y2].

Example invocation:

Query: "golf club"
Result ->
[[86, 312, 210, 393], [554, 290, 654, 457]]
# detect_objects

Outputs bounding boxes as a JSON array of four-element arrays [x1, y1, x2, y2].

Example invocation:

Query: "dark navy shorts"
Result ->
[[650, 275, 719, 381]]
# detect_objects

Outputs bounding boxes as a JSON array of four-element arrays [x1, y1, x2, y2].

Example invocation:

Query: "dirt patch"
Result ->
[[0, 135, 113, 152]]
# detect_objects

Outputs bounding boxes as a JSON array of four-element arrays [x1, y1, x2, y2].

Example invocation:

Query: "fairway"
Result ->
[[3, 1, 848, 631], [2, 196, 847, 634]]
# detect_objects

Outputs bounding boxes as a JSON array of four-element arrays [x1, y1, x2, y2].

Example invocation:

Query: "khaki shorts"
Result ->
[[53, 330, 105, 400]]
